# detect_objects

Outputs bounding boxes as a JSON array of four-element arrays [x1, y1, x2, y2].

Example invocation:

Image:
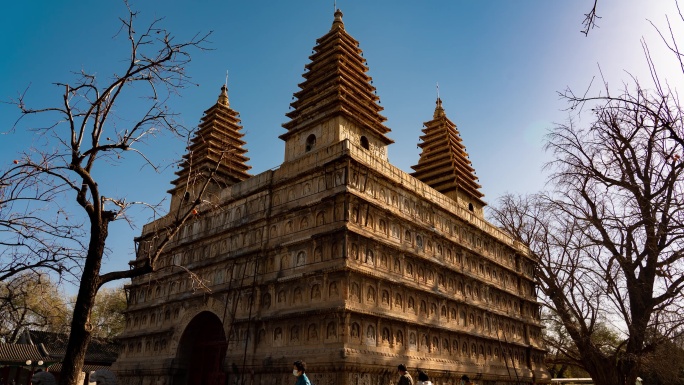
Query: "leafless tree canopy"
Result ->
[[491, 9, 684, 384], [493, 81, 684, 383]]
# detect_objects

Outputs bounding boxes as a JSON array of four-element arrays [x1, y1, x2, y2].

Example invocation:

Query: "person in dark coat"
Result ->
[[397, 364, 413, 385], [417, 370, 428, 382], [416, 369, 430, 385]]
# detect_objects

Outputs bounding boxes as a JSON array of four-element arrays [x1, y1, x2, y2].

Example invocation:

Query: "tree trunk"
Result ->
[[582, 354, 620, 385], [58, 221, 107, 385]]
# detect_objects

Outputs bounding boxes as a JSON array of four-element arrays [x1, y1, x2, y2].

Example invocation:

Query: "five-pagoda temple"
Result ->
[[112, 9, 548, 385]]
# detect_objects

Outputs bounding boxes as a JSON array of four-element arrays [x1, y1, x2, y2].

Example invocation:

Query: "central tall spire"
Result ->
[[280, 9, 392, 162]]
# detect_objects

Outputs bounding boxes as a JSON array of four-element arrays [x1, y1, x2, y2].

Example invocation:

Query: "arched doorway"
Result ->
[[175, 311, 227, 385]]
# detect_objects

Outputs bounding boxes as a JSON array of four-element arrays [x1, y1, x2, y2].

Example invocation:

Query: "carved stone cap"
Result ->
[[332, 9, 344, 30]]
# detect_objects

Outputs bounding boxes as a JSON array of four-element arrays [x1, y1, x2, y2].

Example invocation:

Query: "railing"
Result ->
[[550, 379, 593, 384]]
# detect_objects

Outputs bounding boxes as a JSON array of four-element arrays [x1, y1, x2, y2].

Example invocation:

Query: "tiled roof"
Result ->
[[23, 330, 68, 356], [0, 343, 50, 364], [0, 330, 118, 371], [81, 340, 119, 363], [23, 330, 119, 363], [47, 363, 111, 373]]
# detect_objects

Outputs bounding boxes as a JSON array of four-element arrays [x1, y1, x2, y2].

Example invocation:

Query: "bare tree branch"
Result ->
[[581, 0, 601, 37]]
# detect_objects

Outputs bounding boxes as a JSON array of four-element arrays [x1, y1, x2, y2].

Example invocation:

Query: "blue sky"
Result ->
[[1, 1, 682, 290]]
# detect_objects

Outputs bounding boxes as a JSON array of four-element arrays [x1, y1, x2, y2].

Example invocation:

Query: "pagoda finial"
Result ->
[[332, 8, 344, 30], [218, 84, 229, 107], [434, 96, 446, 119]]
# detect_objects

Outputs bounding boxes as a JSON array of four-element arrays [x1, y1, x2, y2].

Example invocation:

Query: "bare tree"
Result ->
[[491, 56, 684, 385], [491, 7, 684, 384], [5, 3, 219, 385]]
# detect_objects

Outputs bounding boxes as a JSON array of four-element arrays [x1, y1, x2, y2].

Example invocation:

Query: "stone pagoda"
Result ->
[[112, 9, 548, 385], [168, 84, 251, 210], [411, 97, 485, 215]]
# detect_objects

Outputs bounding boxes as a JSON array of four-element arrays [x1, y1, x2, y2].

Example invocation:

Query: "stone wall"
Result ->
[[113, 139, 547, 385]]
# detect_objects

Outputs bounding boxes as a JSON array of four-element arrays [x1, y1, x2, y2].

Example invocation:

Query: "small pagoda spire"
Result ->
[[411, 98, 485, 211], [434, 97, 446, 119], [169, 83, 251, 205], [218, 84, 229, 107], [331, 8, 344, 30]]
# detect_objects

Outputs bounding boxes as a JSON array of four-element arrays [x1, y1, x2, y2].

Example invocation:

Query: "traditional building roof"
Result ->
[[45, 363, 112, 373], [16, 330, 67, 357], [0, 343, 50, 365], [170, 84, 251, 194], [411, 97, 485, 206], [16, 330, 118, 364], [280, 9, 392, 144]]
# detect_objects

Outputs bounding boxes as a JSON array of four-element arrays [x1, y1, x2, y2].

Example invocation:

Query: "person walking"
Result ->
[[397, 364, 413, 385], [292, 360, 311, 385], [416, 369, 431, 385]]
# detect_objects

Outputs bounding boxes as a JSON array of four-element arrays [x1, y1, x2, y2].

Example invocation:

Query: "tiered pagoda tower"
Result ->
[[280, 9, 392, 163], [411, 98, 485, 216], [169, 85, 251, 211], [113, 9, 548, 385]]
